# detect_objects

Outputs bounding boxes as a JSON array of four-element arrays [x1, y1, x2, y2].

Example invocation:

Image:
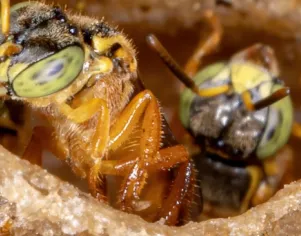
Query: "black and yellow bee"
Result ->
[[147, 11, 293, 218]]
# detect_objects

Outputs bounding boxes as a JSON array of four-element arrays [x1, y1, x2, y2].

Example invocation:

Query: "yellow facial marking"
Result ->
[[0, 42, 22, 57], [92, 35, 124, 53], [8, 63, 28, 82], [91, 56, 113, 74], [0, 59, 10, 82], [85, 56, 113, 86], [231, 63, 271, 94], [92, 35, 137, 73], [0, 42, 24, 82]]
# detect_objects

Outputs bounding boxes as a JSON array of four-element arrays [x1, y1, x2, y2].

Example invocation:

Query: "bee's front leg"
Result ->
[[251, 146, 293, 207], [240, 166, 263, 213], [184, 10, 222, 78], [104, 89, 195, 225], [59, 98, 110, 200], [23, 98, 109, 166]]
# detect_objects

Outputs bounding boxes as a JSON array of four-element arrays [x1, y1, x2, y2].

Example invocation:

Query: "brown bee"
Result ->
[[0, 1, 199, 225]]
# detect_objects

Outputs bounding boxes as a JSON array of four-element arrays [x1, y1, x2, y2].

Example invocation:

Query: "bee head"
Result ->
[[0, 2, 85, 98]]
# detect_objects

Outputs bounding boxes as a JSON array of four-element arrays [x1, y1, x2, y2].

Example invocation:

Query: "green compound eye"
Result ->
[[12, 46, 84, 98], [256, 83, 293, 159]]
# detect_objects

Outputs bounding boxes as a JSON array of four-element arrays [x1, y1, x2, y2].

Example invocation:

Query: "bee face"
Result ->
[[0, 2, 137, 101], [179, 45, 293, 160]]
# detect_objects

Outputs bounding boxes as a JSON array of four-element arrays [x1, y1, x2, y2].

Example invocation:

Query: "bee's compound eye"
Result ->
[[12, 46, 84, 98]]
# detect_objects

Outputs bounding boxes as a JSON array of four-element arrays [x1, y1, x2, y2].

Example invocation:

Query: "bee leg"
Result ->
[[177, 163, 201, 224], [113, 90, 162, 211], [107, 90, 194, 223], [124, 145, 196, 225], [94, 145, 189, 174], [158, 160, 196, 225], [251, 146, 293, 206], [105, 89, 166, 208], [91, 144, 196, 224], [116, 157, 195, 225], [59, 98, 108, 124], [59, 98, 110, 157], [154, 147, 200, 224], [72, 90, 193, 223], [184, 10, 222, 77], [240, 166, 263, 213], [22, 126, 68, 166], [60, 99, 110, 200]]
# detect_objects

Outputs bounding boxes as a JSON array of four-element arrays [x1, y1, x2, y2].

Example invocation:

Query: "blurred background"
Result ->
[[8, 0, 301, 211]]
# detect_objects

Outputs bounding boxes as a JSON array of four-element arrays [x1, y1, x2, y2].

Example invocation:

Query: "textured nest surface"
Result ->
[[0, 146, 301, 235]]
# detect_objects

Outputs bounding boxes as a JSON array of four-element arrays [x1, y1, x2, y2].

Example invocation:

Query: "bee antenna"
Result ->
[[253, 87, 290, 110], [146, 34, 201, 95], [146, 34, 230, 97], [1, 0, 10, 36]]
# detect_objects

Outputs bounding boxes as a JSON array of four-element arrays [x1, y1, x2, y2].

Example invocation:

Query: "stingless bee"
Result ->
[[0, 0, 199, 225], [147, 11, 294, 218]]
